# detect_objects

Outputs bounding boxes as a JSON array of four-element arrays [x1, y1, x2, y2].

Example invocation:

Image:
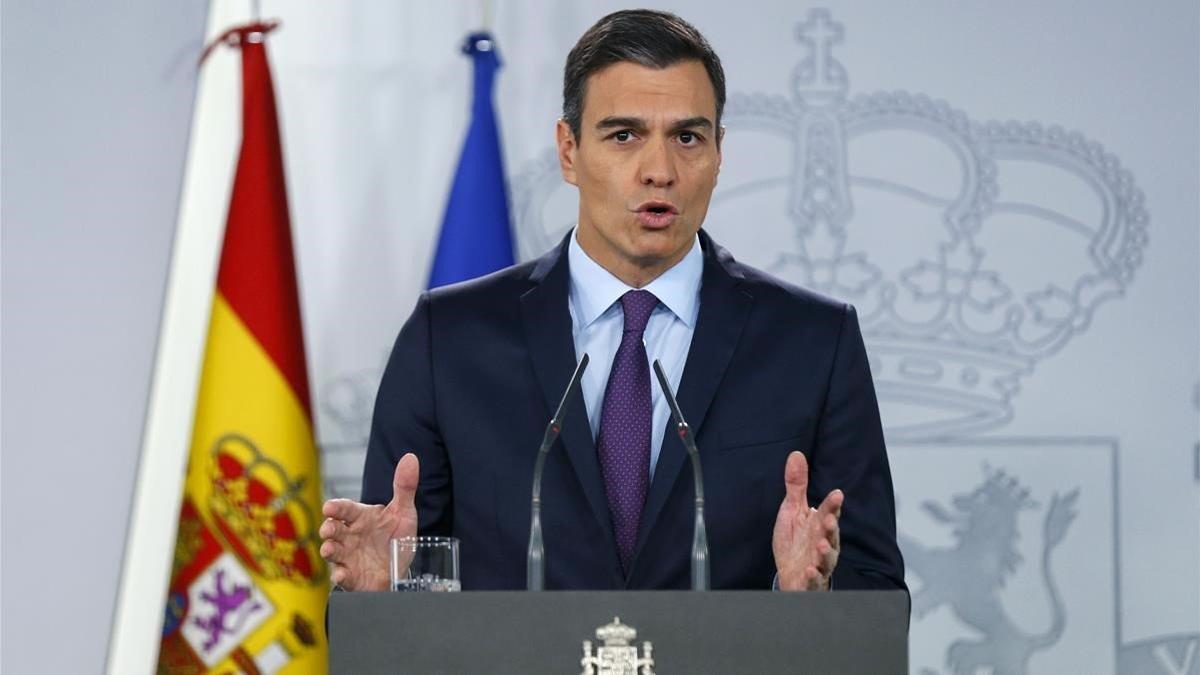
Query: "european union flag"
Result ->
[[428, 32, 515, 289]]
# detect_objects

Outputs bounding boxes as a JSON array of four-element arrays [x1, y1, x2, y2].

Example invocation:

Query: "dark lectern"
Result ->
[[328, 590, 908, 674]]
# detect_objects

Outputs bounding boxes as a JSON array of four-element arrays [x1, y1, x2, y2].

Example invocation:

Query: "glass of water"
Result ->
[[390, 536, 460, 591]]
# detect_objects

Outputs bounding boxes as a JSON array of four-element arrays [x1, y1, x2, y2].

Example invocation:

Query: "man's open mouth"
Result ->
[[635, 202, 679, 228], [636, 201, 678, 215]]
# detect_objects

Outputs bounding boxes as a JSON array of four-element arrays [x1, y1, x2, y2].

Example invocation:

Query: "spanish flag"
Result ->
[[157, 23, 328, 674]]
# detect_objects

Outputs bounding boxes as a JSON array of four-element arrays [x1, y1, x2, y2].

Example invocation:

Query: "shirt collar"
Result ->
[[567, 227, 703, 329]]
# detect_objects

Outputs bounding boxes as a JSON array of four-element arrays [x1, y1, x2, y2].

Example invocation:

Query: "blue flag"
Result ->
[[428, 32, 515, 289]]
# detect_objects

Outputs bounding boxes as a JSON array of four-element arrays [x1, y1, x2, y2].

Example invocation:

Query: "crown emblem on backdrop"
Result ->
[[511, 8, 1148, 440], [581, 617, 656, 675], [207, 434, 325, 584]]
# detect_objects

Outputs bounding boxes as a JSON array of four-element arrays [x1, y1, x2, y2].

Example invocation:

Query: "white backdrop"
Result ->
[[1, 2, 209, 673], [262, 2, 1198, 673]]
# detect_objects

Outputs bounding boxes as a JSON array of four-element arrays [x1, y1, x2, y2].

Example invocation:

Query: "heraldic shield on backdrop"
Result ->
[[505, 8, 1191, 675], [157, 26, 328, 674]]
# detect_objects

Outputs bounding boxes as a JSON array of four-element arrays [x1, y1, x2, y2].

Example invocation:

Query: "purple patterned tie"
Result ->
[[597, 289, 659, 573]]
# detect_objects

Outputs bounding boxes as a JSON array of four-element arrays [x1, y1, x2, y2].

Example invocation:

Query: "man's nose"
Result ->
[[638, 139, 676, 187]]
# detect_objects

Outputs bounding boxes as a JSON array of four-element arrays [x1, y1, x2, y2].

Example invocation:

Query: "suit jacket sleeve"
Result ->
[[360, 292, 454, 536], [814, 304, 906, 590]]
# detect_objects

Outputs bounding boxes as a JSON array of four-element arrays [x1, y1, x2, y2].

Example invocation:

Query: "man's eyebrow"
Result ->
[[594, 116, 647, 131], [592, 116, 714, 132], [668, 117, 714, 132]]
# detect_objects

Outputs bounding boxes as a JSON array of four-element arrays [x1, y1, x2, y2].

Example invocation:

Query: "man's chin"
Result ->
[[624, 239, 692, 269]]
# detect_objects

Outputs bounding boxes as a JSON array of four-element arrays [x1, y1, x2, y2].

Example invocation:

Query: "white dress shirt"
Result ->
[[567, 227, 703, 481]]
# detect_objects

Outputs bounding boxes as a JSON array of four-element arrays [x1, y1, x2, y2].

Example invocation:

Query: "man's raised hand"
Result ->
[[319, 453, 420, 591], [772, 451, 842, 591]]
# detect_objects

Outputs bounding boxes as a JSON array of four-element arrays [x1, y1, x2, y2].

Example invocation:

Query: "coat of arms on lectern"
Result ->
[[580, 617, 655, 675]]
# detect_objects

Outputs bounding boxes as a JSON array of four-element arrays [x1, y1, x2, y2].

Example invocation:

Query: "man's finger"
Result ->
[[805, 565, 821, 591], [815, 536, 837, 570], [817, 488, 843, 518], [782, 451, 810, 510], [319, 517, 346, 541], [330, 563, 348, 587], [323, 498, 363, 524], [390, 453, 420, 509], [319, 539, 342, 563], [821, 545, 839, 577], [824, 513, 839, 546]]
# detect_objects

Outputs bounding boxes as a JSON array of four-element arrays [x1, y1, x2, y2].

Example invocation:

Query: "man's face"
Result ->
[[557, 59, 722, 285]]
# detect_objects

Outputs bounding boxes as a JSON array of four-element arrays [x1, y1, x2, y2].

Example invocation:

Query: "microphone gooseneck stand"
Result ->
[[526, 354, 589, 591], [653, 359, 709, 591]]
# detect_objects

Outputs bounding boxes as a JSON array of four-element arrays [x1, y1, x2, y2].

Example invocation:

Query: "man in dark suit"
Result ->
[[319, 9, 905, 593]]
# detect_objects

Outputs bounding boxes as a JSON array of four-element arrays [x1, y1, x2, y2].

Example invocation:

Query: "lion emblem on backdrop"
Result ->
[[901, 466, 1080, 675]]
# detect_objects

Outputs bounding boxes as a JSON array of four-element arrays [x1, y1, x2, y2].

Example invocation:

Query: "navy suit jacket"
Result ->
[[361, 230, 905, 591]]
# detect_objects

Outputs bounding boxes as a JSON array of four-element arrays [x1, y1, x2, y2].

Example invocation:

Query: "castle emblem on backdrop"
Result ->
[[511, 8, 1148, 442]]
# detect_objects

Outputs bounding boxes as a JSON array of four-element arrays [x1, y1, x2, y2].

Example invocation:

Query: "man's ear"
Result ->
[[715, 124, 725, 183], [556, 119, 579, 186]]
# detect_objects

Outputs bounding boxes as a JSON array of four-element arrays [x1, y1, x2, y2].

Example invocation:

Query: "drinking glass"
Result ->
[[390, 536, 460, 591]]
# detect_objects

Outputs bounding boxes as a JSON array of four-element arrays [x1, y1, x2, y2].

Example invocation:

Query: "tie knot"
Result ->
[[619, 290, 659, 335]]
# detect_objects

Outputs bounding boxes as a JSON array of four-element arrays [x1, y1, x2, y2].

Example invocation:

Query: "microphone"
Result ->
[[527, 353, 590, 591], [652, 359, 709, 591]]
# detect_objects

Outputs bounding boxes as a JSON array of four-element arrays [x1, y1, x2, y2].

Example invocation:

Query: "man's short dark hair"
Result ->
[[562, 9, 726, 141]]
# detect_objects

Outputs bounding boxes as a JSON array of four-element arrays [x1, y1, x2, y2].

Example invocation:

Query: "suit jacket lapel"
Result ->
[[630, 231, 753, 581], [520, 236, 623, 582]]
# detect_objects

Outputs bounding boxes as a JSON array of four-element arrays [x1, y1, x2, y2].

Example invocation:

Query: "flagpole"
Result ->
[[105, 1, 243, 673]]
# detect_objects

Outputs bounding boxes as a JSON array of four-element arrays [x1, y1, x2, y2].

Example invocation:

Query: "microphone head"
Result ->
[[550, 353, 590, 425], [652, 359, 687, 426]]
